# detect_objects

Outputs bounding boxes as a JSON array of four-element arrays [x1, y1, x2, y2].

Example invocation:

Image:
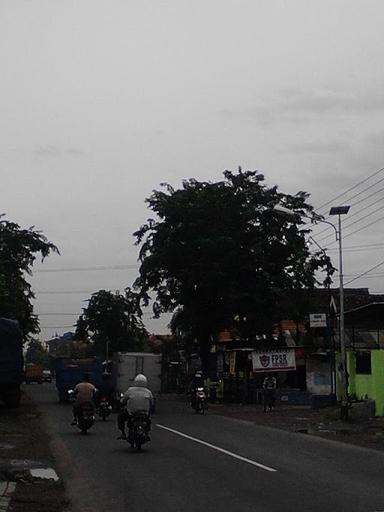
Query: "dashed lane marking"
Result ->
[[156, 424, 277, 472]]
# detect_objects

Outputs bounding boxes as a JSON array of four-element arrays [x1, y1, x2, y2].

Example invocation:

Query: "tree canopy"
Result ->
[[25, 339, 50, 367], [134, 169, 332, 368], [75, 288, 148, 358], [0, 215, 59, 339]]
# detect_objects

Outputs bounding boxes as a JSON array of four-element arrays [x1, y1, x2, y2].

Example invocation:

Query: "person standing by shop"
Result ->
[[262, 374, 277, 412]]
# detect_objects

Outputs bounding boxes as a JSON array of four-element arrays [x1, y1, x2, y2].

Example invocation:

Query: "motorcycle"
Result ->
[[128, 411, 151, 452], [68, 390, 95, 434], [97, 396, 113, 421], [192, 387, 206, 414]]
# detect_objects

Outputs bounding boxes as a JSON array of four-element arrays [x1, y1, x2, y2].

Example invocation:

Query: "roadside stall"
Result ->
[[216, 339, 307, 404]]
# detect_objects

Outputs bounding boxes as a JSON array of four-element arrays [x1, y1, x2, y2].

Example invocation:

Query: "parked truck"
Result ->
[[24, 363, 44, 384], [114, 352, 162, 407], [54, 357, 103, 402], [0, 318, 23, 407]]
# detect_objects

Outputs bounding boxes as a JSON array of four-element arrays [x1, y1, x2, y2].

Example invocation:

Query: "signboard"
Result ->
[[309, 313, 327, 328], [252, 349, 296, 373]]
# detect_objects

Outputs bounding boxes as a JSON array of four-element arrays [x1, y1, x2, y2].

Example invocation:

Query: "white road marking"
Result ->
[[156, 424, 277, 472]]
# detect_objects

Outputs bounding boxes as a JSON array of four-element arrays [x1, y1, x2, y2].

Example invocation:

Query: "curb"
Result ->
[[0, 482, 16, 511]]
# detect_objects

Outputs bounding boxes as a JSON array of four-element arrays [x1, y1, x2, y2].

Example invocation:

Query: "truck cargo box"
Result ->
[[115, 352, 162, 396], [54, 357, 103, 402], [24, 363, 44, 384]]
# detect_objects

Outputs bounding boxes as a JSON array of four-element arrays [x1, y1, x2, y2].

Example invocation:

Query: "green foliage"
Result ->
[[0, 215, 59, 340], [134, 169, 331, 367], [76, 288, 148, 357], [25, 339, 49, 367], [55, 340, 94, 359]]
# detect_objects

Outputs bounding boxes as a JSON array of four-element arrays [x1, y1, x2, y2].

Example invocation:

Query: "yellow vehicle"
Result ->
[[24, 364, 44, 384]]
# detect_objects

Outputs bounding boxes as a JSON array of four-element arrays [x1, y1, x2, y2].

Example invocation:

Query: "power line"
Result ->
[[343, 273, 384, 278], [326, 244, 384, 253], [326, 242, 384, 251], [40, 325, 75, 329], [37, 311, 157, 317], [315, 166, 384, 213], [347, 183, 384, 210], [345, 258, 384, 285], [318, 212, 384, 247], [36, 290, 96, 295], [341, 203, 384, 231], [38, 313, 78, 316], [317, 203, 384, 243], [36, 289, 135, 295], [336, 174, 384, 209], [310, 193, 384, 236], [34, 264, 139, 273], [341, 213, 384, 241]]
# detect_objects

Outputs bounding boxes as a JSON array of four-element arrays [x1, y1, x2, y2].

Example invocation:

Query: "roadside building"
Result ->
[[342, 302, 384, 416]]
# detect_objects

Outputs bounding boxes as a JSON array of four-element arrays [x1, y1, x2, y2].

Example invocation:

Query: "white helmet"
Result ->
[[134, 374, 148, 387]]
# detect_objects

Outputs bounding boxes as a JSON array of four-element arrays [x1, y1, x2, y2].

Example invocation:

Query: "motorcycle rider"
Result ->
[[71, 372, 97, 425], [188, 371, 204, 408], [117, 374, 153, 441], [262, 373, 277, 412], [96, 371, 115, 407]]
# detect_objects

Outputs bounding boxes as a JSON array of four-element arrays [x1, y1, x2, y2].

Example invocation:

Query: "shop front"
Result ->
[[215, 343, 308, 404]]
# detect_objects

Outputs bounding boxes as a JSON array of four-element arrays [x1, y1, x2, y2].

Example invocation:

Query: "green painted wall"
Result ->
[[344, 350, 384, 416]]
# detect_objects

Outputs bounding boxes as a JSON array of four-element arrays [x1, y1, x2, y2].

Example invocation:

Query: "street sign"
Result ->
[[309, 313, 327, 328]]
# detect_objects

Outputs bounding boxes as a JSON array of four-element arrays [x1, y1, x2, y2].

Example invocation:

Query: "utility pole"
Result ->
[[330, 206, 350, 421], [273, 203, 351, 420]]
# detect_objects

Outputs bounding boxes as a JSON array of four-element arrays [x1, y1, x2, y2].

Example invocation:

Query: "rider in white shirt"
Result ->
[[117, 374, 153, 440]]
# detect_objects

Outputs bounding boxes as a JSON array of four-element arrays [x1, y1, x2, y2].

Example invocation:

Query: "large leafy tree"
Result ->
[[0, 216, 58, 340], [25, 339, 49, 367], [75, 288, 148, 357], [134, 169, 331, 370]]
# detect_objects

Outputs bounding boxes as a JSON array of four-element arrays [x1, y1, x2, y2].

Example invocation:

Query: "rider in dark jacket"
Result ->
[[188, 371, 204, 407], [96, 372, 115, 406]]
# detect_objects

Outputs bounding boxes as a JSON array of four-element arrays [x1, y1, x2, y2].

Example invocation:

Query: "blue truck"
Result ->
[[0, 318, 24, 407], [54, 357, 103, 402]]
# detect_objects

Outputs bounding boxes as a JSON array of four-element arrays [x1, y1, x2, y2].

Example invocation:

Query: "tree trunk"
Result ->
[[198, 333, 212, 376]]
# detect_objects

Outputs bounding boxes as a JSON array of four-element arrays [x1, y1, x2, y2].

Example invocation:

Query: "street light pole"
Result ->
[[329, 206, 350, 420], [273, 203, 351, 419]]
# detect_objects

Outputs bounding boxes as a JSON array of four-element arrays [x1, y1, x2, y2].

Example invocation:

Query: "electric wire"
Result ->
[[38, 311, 155, 316], [331, 213, 384, 244], [40, 325, 75, 329], [316, 203, 384, 244], [344, 258, 384, 285], [34, 264, 139, 273], [36, 290, 96, 294], [314, 166, 384, 213], [313, 194, 384, 238], [325, 242, 384, 252]]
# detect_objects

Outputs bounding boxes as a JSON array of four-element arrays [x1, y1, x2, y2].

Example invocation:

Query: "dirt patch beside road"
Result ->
[[207, 401, 384, 452], [0, 390, 69, 512]]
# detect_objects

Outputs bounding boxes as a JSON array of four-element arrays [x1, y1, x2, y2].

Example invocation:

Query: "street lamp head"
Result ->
[[329, 205, 350, 216], [271, 204, 299, 219]]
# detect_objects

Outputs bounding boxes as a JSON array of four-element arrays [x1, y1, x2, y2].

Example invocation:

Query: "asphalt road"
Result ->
[[27, 384, 384, 512]]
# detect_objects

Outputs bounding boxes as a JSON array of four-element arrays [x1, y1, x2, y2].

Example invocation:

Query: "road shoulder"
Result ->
[[0, 389, 70, 512]]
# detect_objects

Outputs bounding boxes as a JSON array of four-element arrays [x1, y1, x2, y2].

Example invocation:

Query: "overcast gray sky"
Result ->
[[2, 0, 384, 339]]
